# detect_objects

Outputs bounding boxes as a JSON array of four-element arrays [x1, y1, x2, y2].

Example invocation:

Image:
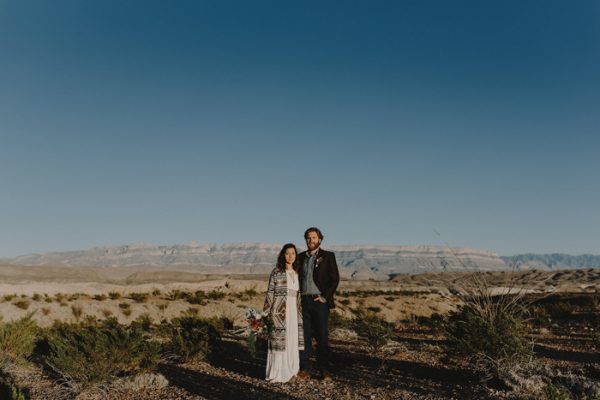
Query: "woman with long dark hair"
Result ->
[[263, 243, 304, 382]]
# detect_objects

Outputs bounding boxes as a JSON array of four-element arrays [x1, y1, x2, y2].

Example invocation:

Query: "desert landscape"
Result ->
[[1, 260, 599, 400]]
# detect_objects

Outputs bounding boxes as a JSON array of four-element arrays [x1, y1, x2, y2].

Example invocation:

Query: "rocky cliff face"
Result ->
[[8, 242, 509, 279]]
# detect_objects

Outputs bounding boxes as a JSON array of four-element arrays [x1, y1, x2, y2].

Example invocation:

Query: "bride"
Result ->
[[263, 243, 304, 382]]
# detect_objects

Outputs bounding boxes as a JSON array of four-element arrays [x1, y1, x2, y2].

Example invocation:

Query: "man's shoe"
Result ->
[[296, 370, 311, 379], [322, 371, 333, 381]]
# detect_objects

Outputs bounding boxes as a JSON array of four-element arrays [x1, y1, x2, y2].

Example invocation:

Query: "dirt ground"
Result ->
[[1, 265, 600, 399]]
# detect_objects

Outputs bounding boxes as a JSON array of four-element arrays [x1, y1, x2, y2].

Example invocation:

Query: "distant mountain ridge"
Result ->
[[5, 242, 508, 279], [502, 254, 600, 270]]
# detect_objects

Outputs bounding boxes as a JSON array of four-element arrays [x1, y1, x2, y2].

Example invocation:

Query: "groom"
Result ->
[[297, 227, 340, 380]]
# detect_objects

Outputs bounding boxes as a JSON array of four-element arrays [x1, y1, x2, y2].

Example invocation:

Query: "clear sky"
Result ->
[[1, 1, 599, 257]]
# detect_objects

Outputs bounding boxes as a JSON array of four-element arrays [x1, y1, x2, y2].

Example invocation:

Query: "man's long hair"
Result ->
[[276, 243, 300, 273]]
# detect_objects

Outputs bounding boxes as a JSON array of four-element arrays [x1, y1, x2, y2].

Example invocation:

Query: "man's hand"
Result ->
[[314, 295, 327, 303]]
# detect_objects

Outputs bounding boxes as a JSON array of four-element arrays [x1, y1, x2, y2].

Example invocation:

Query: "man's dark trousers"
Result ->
[[300, 295, 330, 373]]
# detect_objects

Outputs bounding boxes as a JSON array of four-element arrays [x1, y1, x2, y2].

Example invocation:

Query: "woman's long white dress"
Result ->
[[265, 269, 299, 382]]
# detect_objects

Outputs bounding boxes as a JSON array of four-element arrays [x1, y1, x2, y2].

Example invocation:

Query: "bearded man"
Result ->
[[296, 227, 340, 380]]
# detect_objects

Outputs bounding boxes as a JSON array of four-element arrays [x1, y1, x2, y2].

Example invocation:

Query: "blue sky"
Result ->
[[1, 1, 599, 257]]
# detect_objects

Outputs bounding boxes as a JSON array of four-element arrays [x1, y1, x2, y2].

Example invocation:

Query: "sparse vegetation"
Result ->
[[207, 289, 226, 300], [329, 310, 352, 330], [13, 300, 31, 310], [0, 313, 38, 363], [443, 271, 534, 380], [3, 294, 16, 302], [160, 316, 222, 363], [350, 308, 394, 353], [366, 306, 382, 313], [129, 292, 149, 303], [108, 291, 121, 300], [187, 290, 207, 305], [182, 307, 199, 317], [42, 317, 160, 389], [131, 313, 154, 332], [119, 302, 132, 317], [339, 298, 351, 306], [93, 294, 107, 301]]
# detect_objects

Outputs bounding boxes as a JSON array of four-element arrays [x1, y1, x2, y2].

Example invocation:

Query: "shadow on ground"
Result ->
[[159, 363, 300, 400]]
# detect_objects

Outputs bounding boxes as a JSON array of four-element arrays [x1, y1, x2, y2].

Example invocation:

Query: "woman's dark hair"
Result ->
[[276, 243, 300, 273], [304, 227, 324, 241]]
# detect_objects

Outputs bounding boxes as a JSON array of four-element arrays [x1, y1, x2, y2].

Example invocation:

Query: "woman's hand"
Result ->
[[314, 295, 327, 303]]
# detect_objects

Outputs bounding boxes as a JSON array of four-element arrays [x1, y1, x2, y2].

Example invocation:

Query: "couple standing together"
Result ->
[[262, 227, 340, 383]]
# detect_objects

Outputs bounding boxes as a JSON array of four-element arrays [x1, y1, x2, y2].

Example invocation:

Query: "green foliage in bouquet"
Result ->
[[246, 309, 274, 358]]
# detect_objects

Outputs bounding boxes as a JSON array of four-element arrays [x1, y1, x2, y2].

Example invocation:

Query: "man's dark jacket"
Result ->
[[298, 248, 340, 309]]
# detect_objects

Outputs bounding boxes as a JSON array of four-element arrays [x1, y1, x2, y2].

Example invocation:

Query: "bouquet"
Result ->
[[246, 308, 274, 357]]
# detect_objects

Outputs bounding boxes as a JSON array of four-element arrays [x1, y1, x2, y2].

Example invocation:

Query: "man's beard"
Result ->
[[307, 242, 319, 251]]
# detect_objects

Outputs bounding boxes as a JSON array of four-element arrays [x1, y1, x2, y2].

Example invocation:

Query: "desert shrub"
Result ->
[[129, 292, 149, 303], [207, 290, 225, 301], [71, 305, 83, 321], [42, 318, 160, 389], [157, 303, 168, 313], [41, 308, 51, 316], [151, 289, 162, 296], [93, 294, 107, 301], [131, 313, 154, 332], [543, 383, 571, 400], [233, 287, 259, 301], [418, 313, 445, 333], [108, 291, 121, 300], [12, 300, 30, 310], [54, 293, 65, 302], [101, 309, 113, 318], [329, 310, 352, 330], [0, 313, 38, 363], [119, 302, 132, 317], [160, 316, 222, 362], [3, 294, 16, 302], [339, 298, 351, 306], [350, 309, 394, 353], [166, 289, 190, 301], [32, 293, 41, 301], [187, 290, 207, 305], [44, 295, 53, 303], [444, 303, 532, 370], [182, 307, 199, 317], [367, 306, 382, 313]]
